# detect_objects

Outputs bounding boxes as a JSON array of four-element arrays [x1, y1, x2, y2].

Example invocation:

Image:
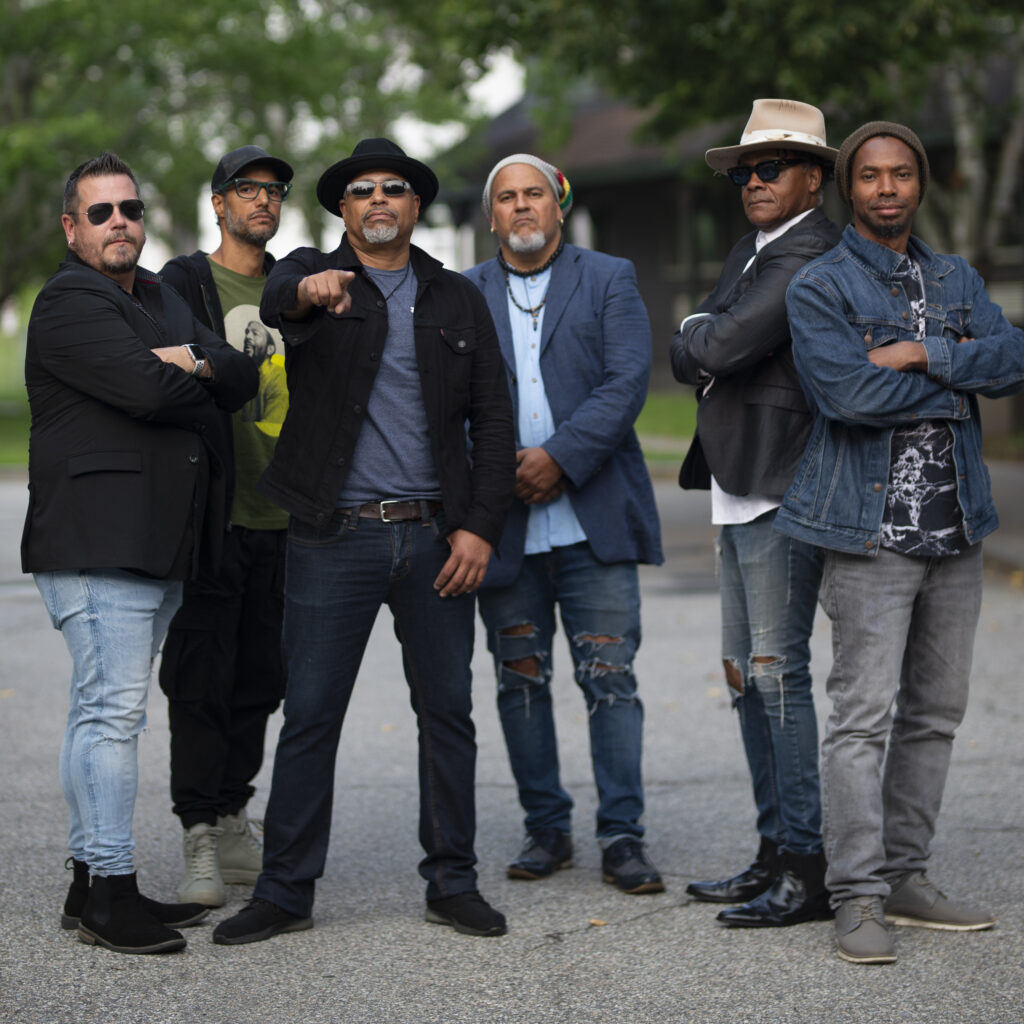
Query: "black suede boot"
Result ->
[[77, 873, 187, 954], [716, 850, 832, 927], [61, 859, 209, 930]]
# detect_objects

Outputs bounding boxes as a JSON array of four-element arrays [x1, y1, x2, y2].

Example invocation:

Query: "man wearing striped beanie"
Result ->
[[466, 154, 665, 895]]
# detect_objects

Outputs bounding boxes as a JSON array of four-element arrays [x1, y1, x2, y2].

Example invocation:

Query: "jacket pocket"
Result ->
[[66, 451, 143, 476]]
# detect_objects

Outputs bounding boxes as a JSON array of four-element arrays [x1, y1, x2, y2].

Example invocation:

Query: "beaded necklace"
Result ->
[[499, 237, 565, 332]]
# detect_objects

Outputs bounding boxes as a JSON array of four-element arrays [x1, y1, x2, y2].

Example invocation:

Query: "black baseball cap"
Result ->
[[211, 145, 294, 192]]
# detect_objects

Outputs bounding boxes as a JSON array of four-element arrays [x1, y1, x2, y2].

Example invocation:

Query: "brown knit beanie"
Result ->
[[834, 121, 929, 207]]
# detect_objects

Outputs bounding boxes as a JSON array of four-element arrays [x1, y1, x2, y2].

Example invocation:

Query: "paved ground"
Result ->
[[0, 466, 1021, 1024]]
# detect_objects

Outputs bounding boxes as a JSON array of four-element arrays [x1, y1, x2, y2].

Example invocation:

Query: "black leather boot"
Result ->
[[716, 850, 832, 927], [686, 836, 778, 904], [77, 872, 187, 954], [61, 859, 208, 930]]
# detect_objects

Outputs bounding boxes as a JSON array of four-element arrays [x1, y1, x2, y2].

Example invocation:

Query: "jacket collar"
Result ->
[[333, 232, 443, 283], [473, 242, 583, 367], [61, 249, 160, 288], [840, 223, 953, 281]]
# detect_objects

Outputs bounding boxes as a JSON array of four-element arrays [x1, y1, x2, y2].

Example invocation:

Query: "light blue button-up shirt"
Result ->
[[506, 268, 587, 554]]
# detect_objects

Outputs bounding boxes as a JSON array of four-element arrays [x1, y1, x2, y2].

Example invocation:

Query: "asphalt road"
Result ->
[[0, 469, 1021, 1024]]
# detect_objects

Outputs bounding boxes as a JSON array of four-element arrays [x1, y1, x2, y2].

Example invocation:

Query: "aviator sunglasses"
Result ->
[[344, 178, 413, 199], [78, 199, 146, 225], [726, 159, 807, 186]]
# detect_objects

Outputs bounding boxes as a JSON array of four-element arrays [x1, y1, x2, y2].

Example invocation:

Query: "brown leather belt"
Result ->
[[346, 499, 442, 522]]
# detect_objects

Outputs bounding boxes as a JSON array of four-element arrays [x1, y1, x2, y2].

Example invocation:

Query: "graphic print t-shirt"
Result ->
[[878, 256, 967, 557], [208, 258, 289, 529]]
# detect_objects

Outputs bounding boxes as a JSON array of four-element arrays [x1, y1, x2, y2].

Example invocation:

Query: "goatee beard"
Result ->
[[507, 229, 547, 254], [364, 222, 399, 244]]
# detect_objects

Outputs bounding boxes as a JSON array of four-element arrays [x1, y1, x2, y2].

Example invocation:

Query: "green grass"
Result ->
[[0, 391, 697, 471], [0, 407, 29, 466], [636, 390, 696, 439]]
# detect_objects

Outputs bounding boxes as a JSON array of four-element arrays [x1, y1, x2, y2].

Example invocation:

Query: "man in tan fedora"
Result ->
[[671, 98, 840, 926]]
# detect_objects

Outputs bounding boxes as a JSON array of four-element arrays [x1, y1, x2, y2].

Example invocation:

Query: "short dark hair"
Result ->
[[63, 152, 140, 215]]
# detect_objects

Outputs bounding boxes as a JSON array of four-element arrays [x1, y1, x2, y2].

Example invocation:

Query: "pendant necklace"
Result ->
[[499, 237, 565, 332]]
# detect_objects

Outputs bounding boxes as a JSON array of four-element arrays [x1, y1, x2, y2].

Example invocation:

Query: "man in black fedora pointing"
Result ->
[[214, 138, 515, 944]]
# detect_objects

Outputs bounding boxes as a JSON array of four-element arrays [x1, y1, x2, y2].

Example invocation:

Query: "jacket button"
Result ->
[[353, 404, 362, 414], [376, 300, 384, 308], [902, 311, 909, 320], [865, 539, 874, 549], [336, 456, 345, 465], [457, 339, 466, 349], [370, 351, 378, 361], [188, 455, 199, 464], [891, 287, 899, 296], [873, 483, 882, 492]]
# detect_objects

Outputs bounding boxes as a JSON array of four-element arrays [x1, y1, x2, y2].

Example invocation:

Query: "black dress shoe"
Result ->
[[507, 829, 573, 880], [601, 837, 665, 895], [686, 837, 777, 904], [716, 852, 832, 928]]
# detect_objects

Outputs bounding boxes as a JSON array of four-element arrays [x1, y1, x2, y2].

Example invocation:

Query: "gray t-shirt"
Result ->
[[338, 264, 441, 504]]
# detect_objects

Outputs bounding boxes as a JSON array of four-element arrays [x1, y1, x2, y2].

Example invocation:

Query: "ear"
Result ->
[[61, 213, 76, 247], [211, 192, 225, 221], [806, 162, 823, 194]]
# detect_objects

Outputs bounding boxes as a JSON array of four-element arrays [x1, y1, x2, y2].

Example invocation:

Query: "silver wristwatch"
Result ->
[[184, 344, 207, 377]]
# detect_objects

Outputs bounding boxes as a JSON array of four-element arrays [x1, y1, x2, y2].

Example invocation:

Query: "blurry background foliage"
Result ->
[[3, 0, 1023, 461]]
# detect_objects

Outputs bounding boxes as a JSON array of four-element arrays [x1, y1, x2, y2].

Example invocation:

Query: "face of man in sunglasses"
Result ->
[[62, 174, 146, 285], [739, 149, 821, 233], [489, 163, 561, 256], [339, 167, 419, 250], [214, 164, 282, 247]]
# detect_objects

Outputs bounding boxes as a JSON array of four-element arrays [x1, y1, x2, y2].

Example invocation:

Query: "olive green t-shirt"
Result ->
[[207, 258, 289, 529]]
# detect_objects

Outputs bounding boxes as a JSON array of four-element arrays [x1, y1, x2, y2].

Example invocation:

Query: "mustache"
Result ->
[[362, 209, 397, 224], [869, 200, 909, 211], [104, 232, 136, 245]]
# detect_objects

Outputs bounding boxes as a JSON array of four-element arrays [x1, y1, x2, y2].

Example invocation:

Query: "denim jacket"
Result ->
[[776, 224, 1024, 555]]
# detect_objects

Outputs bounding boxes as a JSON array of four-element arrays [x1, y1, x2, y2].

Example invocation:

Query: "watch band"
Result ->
[[185, 344, 206, 378]]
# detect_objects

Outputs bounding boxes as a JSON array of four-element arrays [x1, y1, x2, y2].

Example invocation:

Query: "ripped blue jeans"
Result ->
[[719, 511, 824, 856], [477, 542, 644, 842]]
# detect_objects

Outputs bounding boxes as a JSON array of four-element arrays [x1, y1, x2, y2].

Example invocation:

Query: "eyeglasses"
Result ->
[[344, 179, 412, 199], [219, 179, 291, 202], [726, 159, 807, 186], [77, 200, 146, 225]]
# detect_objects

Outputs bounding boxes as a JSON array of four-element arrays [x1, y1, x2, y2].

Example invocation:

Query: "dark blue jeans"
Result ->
[[719, 511, 824, 856], [478, 542, 645, 843], [254, 509, 479, 916]]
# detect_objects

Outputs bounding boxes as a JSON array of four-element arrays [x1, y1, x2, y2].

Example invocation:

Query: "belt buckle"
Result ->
[[379, 499, 403, 522]]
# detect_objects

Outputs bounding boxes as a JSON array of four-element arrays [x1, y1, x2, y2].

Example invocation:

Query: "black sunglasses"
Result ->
[[344, 179, 412, 199], [79, 199, 146, 225], [726, 159, 807, 186]]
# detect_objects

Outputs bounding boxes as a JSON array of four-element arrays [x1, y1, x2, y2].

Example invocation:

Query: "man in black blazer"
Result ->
[[671, 100, 840, 928], [24, 152, 258, 955]]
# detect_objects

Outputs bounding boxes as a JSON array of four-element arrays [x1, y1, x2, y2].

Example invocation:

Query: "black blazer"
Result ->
[[670, 208, 840, 498], [22, 253, 258, 578]]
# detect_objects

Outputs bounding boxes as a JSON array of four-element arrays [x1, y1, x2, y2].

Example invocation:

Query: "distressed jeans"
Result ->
[[720, 512, 824, 855], [819, 543, 983, 904], [35, 569, 182, 876], [478, 542, 645, 843], [255, 509, 480, 917]]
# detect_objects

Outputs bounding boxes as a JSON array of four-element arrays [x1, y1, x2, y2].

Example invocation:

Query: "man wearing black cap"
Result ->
[[158, 145, 295, 908], [778, 121, 1024, 963], [213, 138, 515, 944]]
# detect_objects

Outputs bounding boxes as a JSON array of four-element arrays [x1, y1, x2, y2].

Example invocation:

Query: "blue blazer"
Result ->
[[464, 244, 663, 587]]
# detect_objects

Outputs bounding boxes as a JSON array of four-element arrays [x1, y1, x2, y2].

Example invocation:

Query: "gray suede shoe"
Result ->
[[884, 872, 995, 931], [835, 896, 897, 965]]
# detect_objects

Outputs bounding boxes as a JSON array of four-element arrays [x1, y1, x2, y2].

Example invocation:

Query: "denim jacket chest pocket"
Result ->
[[433, 325, 478, 395]]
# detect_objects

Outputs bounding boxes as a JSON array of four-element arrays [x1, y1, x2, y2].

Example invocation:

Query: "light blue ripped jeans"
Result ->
[[478, 541, 645, 843], [35, 569, 181, 876]]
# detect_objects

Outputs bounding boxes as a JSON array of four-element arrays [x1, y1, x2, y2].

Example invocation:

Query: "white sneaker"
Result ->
[[178, 822, 225, 907], [217, 809, 263, 885]]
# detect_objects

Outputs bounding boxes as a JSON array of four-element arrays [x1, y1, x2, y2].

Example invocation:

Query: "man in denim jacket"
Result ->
[[778, 121, 1024, 964]]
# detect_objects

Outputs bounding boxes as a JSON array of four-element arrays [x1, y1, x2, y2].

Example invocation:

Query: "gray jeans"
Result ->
[[819, 543, 983, 905]]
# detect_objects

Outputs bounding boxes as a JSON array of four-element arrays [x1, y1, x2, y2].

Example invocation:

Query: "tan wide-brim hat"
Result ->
[[705, 98, 839, 173]]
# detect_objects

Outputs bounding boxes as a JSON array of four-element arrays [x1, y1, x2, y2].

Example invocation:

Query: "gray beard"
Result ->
[[507, 229, 547, 254], [363, 222, 399, 244]]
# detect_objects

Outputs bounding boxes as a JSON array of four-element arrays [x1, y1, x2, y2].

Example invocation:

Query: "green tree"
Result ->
[[392, 0, 1024, 268], [1, 0, 473, 306]]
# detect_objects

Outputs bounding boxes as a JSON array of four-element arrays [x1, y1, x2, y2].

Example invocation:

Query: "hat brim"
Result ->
[[705, 140, 839, 173], [317, 153, 439, 216]]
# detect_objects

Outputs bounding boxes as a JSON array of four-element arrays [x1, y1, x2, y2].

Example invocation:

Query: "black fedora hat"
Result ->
[[316, 137, 439, 216]]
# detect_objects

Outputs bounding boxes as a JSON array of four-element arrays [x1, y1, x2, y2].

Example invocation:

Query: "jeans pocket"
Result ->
[[287, 512, 351, 548]]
